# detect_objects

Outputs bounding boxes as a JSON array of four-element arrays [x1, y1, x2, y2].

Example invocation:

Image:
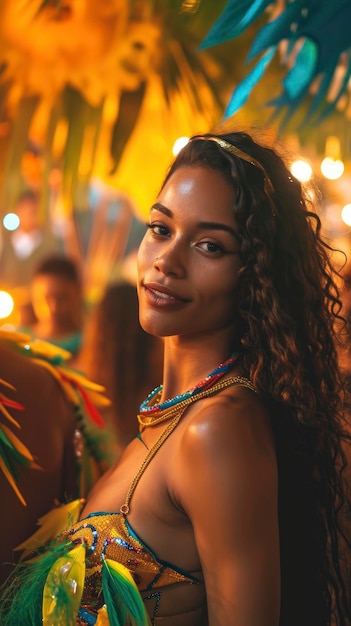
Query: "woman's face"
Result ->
[[137, 165, 242, 341]]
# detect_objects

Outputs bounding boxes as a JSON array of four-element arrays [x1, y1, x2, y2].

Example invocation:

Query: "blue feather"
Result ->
[[201, 0, 351, 125], [224, 47, 276, 118], [283, 39, 318, 99], [200, 0, 272, 49], [248, 2, 303, 60]]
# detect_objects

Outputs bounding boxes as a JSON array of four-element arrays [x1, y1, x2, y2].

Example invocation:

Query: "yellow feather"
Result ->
[[0, 403, 20, 427], [30, 358, 78, 404], [0, 329, 31, 343], [15, 499, 84, 557], [42, 544, 86, 624], [57, 367, 106, 393], [84, 389, 111, 407], [0, 455, 26, 505], [96, 605, 110, 625], [0, 377, 16, 390], [30, 357, 62, 381], [25, 337, 72, 361], [1, 423, 36, 462], [104, 557, 138, 588]]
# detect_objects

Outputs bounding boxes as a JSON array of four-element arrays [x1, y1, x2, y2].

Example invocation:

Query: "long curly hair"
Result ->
[[163, 130, 351, 625]]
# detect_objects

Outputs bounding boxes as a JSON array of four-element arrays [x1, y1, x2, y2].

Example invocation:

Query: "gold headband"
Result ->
[[190, 135, 276, 213]]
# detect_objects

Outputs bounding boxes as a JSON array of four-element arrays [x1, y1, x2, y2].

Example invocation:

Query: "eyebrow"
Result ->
[[150, 203, 240, 241]]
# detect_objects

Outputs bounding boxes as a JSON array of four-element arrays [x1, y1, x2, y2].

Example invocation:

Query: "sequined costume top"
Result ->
[[66, 375, 255, 626], [66, 510, 200, 625]]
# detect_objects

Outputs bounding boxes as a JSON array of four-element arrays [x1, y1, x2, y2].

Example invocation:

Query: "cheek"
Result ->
[[137, 238, 152, 277], [202, 275, 239, 320], [198, 266, 239, 298]]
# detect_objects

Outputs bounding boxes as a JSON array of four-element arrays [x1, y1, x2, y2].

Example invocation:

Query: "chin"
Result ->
[[139, 315, 176, 338]]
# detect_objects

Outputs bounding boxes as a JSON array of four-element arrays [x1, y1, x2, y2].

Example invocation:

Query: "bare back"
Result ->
[[0, 343, 77, 584]]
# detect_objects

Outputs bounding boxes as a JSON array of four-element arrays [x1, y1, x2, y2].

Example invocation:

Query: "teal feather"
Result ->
[[283, 40, 318, 99], [248, 2, 303, 60], [294, 2, 350, 42], [102, 558, 151, 626], [200, 0, 272, 49], [201, 0, 351, 126], [224, 47, 276, 118]]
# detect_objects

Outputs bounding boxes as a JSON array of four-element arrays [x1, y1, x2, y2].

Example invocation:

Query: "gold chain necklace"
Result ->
[[121, 375, 255, 515], [137, 375, 255, 429]]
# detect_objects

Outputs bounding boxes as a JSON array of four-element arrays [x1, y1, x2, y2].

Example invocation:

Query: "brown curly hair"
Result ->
[[162, 130, 351, 625]]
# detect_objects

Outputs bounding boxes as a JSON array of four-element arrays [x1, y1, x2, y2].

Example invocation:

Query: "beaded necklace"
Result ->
[[138, 352, 244, 429]]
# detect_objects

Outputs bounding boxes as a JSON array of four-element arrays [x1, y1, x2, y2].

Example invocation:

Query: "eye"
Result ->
[[196, 241, 224, 254], [147, 223, 170, 237]]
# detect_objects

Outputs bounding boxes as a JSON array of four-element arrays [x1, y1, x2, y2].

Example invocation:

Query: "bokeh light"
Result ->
[[3, 212, 20, 231], [290, 159, 313, 183], [320, 157, 344, 180], [341, 203, 351, 226], [0, 291, 14, 319], [172, 136, 189, 156]]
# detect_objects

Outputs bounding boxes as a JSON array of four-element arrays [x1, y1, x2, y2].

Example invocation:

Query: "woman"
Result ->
[[1, 130, 351, 625]]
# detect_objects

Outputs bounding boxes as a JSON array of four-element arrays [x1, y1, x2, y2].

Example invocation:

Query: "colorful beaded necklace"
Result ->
[[137, 352, 242, 429]]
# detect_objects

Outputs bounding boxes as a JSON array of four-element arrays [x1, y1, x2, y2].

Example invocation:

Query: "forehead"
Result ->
[[158, 166, 236, 221], [17, 198, 38, 212], [32, 274, 77, 292]]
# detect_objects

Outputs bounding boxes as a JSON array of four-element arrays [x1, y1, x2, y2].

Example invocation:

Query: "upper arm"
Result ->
[[176, 391, 280, 626]]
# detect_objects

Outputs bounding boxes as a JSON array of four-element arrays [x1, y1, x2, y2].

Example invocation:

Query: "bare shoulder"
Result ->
[[179, 383, 274, 461], [0, 342, 76, 438], [170, 383, 277, 513], [0, 342, 65, 397]]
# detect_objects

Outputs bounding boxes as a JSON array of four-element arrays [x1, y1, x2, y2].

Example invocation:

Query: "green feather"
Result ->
[[102, 558, 151, 626], [0, 538, 77, 626]]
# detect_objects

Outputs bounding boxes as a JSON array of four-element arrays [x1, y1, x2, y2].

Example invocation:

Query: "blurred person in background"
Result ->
[[23, 253, 84, 364], [77, 281, 163, 457]]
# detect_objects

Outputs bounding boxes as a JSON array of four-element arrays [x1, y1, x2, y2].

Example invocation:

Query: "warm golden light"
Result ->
[[290, 159, 313, 183], [341, 203, 351, 226], [172, 136, 189, 156], [320, 157, 344, 180], [0, 291, 14, 319]]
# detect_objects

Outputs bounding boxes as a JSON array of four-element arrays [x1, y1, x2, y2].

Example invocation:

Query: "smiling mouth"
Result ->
[[144, 285, 189, 308], [152, 288, 173, 298]]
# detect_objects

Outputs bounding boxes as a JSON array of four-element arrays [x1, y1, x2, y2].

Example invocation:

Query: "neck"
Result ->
[[160, 334, 239, 403]]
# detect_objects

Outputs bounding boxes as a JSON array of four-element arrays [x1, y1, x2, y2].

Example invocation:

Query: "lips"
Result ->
[[143, 282, 190, 308]]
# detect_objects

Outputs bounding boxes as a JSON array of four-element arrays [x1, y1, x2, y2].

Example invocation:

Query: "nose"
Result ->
[[153, 242, 187, 278], [47, 297, 59, 314]]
